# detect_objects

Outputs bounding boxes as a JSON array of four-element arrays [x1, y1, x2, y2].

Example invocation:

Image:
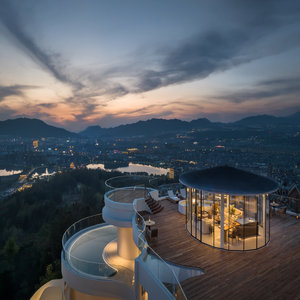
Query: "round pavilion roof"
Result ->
[[179, 166, 278, 195]]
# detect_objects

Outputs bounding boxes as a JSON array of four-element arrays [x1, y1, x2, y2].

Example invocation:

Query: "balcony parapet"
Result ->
[[61, 214, 134, 299], [103, 187, 154, 227]]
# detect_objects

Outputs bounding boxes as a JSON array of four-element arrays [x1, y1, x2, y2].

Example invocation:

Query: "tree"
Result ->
[[3, 237, 19, 261]]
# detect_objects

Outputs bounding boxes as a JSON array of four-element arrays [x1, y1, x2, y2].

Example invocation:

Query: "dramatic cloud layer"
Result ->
[[211, 76, 300, 104], [0, 85, 33, 102], [0, 0, 299, 130]]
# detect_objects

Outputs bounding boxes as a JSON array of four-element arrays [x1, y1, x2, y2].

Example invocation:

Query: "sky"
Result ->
[[0, 0, 300, 131]]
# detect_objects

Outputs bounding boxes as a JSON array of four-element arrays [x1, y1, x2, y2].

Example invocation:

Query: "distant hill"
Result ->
[[233, 112, 300, 128], [80, 117, 215, 137], [0, 118, 77, 138], [80, 112, 300, 137], [80, 125, 104, 137], [2, 111, 299, 138]]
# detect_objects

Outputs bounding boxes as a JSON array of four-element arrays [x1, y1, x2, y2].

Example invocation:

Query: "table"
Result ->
[[236, 217, 256, 225], [197, 211, 209, 219], [145, 220, 156, 227], [270, 202, 280, 215], [178, 200, 187, 215]]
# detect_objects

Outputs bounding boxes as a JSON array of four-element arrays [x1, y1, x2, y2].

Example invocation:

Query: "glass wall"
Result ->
[[186, 188, 270, 251]]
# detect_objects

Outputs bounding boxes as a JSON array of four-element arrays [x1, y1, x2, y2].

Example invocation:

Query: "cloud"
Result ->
[[0, 104, 17, 120], [213, 76, 300, 103], [0, 1, 86, 92], [37, 103, 58, 108], [132, 0, 300, 93], [1, 0, 300, 129], [135, 30, 249, 92], [0, 0, 130, 120], [0, 84, 35, 102]]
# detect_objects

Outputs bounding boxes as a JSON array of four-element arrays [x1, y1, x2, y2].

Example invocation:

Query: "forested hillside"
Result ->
[[0, 169, 120, 300]]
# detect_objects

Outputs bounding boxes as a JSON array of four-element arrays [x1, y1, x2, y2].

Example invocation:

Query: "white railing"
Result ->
[[62, 214, 118, 278], [132, 199, 187, 299]]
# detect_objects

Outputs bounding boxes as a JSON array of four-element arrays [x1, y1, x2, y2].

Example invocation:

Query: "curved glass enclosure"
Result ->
[[186, 188, 270, 250], [62, 214, 118, 278]]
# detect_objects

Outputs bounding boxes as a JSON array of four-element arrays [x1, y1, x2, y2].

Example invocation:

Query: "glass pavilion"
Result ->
[[179, 166, 278, 251]]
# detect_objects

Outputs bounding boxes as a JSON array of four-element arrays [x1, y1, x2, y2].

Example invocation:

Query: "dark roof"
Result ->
[[179, 166, 278, 195]]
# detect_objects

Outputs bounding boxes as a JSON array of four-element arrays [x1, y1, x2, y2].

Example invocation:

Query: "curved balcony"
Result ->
[[61, 214, 134, 299], [62, 214, 117, 278], [103, 186, 155, 227], [105, 174, 156, 190]]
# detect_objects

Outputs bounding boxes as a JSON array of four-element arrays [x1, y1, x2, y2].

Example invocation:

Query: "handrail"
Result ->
[[62, 213, 118, 278], [269, 193, 299, 202], [105, 186, 153, 204], [133, 200, 187, 299], [105, 175, 153, 190]]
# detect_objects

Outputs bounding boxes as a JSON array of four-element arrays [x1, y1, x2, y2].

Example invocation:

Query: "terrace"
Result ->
[[148, 199, 300, 300], [61, 214, 135, 299]]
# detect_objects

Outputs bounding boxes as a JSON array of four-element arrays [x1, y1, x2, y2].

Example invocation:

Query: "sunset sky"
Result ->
[[0, 0, 300, 131]]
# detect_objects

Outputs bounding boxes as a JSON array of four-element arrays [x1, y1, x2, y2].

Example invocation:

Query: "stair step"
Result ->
[[145, 197, 163, 214]]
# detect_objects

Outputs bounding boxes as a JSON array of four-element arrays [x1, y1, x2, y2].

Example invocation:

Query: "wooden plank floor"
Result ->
[[148, 200, 300, 300]]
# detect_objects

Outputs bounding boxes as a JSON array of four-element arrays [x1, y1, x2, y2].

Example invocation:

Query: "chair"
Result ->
[[277, 206, 287, 215], [201, 220, 210, 234], [228, 228, 239, 244], [146, 227, 158, 240], [167, 190, 180, 203]]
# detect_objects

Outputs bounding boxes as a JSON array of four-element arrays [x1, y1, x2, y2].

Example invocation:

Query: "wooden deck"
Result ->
[[148, 200, 300, 300]]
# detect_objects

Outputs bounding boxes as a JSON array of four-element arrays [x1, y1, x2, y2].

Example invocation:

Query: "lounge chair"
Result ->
[[167, 190, 180, 203]]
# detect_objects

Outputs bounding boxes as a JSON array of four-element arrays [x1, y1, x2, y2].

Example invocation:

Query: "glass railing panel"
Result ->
[[62, 214, 118, 278], [142, 247, 183, 298], [133, 200, 187, 300], [105, 186, 153, 204]]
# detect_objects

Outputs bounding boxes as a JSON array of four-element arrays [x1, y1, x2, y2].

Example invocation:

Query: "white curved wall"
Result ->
[[103, 193, 136, 228], [117, 227, 140, 260], [61, 254, 134, 300], [30, 279, 64, 300]]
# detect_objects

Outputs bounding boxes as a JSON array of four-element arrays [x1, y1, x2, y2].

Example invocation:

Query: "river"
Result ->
[[86, 162, 168, 176]]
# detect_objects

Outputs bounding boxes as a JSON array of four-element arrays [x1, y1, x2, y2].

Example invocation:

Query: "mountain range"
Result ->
[[0, 118, 75, 138], [0, 111, 299, 138], [81, 111, 300, 137]]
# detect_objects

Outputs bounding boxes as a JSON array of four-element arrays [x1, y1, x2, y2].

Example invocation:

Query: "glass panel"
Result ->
[[191, 189, 197, 237], [62, 214, 118, 277], [257, 194, 265, 248], [186, 187, 191, 235], [201, 191, 214, 247], [266, 195, 270, 244], [229, 195, 244, 250], [244, 196, 258, 250], [133, 198, 187, 299], [196, 189, 201, 240], [223, 195, 230, 250], [213, 193, 221, 248], [142, 247, 185, 299]]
